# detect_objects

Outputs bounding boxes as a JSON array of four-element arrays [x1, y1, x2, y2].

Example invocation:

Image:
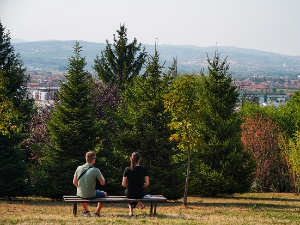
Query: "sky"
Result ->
[[1, 0, 300, 56]]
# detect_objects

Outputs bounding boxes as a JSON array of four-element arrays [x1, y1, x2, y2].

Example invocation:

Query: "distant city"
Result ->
[[14, 40, 300, 107]]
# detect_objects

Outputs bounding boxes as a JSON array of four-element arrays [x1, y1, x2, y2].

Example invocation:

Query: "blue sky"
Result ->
[[1, 0, 300, 56]]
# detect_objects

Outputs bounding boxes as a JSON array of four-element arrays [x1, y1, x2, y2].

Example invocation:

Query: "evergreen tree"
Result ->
[[0, 22, 34, 119], [0, 72, 20, 135], [114, 49, 183, 199], [0, 22, 34, 198], [43, 42, 104, 198], [94, 24, 147, 91], [191, 52, 255, 196]]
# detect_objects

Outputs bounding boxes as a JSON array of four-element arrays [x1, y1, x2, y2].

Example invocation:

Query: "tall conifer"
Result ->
[[114, 49, 183, 199], [44, 42, 103, 198], [94, 24, 146, 91], [0, 22, 34, 198], [190, 52, 255, 196]]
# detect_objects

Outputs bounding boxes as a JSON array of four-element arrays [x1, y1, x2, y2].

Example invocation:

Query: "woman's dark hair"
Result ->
[[130, 152, 140, 171]]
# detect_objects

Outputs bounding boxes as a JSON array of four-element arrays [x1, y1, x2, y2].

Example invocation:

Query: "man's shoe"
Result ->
[[81, 210, 90, 217], [92, 213, 100, 217]]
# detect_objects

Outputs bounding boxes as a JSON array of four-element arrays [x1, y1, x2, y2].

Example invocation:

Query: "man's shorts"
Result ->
[[96, 190, 106, 198]]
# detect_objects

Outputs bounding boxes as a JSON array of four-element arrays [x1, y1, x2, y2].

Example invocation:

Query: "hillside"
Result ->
[[13, 40, 300, 77]]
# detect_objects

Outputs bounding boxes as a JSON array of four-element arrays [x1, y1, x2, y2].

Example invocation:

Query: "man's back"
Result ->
[[74, 163, 102, 198]]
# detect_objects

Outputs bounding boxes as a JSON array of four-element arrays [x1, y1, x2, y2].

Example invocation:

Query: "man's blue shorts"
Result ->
[[96, 190, 105, 198]]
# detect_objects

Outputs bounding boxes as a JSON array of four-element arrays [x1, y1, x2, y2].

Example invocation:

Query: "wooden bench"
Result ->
[[63, 195, 167, 216]]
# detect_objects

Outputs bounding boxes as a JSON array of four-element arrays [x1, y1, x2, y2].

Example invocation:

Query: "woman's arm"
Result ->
[[143, 176, 149, 188], [122, 176, 128, 188]]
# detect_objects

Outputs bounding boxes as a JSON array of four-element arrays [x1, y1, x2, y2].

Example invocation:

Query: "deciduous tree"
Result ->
[[164, 73, 203, 205], [241, 114, 287, 192]]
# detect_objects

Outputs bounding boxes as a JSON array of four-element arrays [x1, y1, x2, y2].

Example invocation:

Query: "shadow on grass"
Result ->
[[2, 195, 300, 216], [2, 199, 299, 210], [108, 213, 200, 221], [185, 202, 300, 210], [223, 196, 300, 203]]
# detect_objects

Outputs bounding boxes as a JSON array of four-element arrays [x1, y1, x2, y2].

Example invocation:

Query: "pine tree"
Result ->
[[0, 22, 34, 198], [190, 52, 255, 196], [43, 42, 104, 198], [94, 24, 147, 91], [114, 49, 183, 199], [0, 22, 34, 118]]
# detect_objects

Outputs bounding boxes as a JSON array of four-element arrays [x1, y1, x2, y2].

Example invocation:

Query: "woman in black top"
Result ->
[[122, 152, 149, 216]]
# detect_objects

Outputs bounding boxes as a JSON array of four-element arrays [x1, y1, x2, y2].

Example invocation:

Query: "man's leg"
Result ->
[[81, 203, 88, 212], [95, 202, 105, 215], [95, 191, 107, 216], [80, 203, 90, 216]]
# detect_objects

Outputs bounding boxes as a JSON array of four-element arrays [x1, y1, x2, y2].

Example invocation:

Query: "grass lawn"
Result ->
[[1, 193, 300, 224]]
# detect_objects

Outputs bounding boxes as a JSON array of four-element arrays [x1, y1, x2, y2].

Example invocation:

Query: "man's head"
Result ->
[[86, 151, 97, 163]]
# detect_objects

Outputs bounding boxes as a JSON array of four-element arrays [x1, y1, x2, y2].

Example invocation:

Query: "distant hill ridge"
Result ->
[[13, 40, 300, 76]]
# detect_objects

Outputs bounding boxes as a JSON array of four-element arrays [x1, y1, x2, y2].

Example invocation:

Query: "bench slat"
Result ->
[[63, 195, 167, 216], [63, 197, 167, 203]]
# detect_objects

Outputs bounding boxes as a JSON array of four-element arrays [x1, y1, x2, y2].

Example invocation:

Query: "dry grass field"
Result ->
[[1, 193, 300, 224]]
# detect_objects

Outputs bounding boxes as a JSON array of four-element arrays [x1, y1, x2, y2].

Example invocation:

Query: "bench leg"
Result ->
[[150, 202, 153, 214], [73, 203, 77, 216], [154, 202, 157, 215]]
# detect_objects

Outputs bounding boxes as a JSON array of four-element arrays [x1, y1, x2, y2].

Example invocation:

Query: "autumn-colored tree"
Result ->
[[164, 74, 203, 206], [241, 114, 287, 192]]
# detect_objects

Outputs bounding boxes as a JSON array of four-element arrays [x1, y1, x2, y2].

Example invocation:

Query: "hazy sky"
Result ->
[[1, 0, 300, 56]]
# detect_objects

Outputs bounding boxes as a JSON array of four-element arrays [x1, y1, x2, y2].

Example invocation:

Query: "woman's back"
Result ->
[[123, 165, 149, 198]]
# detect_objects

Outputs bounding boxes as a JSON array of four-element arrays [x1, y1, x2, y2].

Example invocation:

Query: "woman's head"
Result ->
[[130, 152, 140, 170]]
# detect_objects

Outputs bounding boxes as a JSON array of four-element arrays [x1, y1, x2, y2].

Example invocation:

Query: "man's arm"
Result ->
[[98, 169, 105, 185], [73, 177, 78, 187]]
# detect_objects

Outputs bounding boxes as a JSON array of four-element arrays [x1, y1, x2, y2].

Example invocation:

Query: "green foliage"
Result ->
[[0, 72, 20, 135], [0, 22, 34, 198], [281, 131, 300, 193], [277, 91, 300, 138], [0, 23, 34, 121], [276, 91, 300, 193], [94, 24, 147, 91], [164, 73, 203, 204], [190, 52, 255, 196], [42, 42, 104, 198], [113, 49, 183, 199]]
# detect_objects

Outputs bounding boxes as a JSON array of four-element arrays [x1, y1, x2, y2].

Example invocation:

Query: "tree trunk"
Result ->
[[183, 145, 191, 207]]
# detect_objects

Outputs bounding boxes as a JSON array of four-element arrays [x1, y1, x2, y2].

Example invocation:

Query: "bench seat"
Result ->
[[63, 195, 167, 216]]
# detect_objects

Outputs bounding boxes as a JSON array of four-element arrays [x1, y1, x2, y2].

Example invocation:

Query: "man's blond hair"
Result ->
[[86, 151, 96, 163]]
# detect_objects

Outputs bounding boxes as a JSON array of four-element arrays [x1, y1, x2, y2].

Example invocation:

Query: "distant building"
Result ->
[[27, 84, 59, 106], [239, 90, 290, 107]]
